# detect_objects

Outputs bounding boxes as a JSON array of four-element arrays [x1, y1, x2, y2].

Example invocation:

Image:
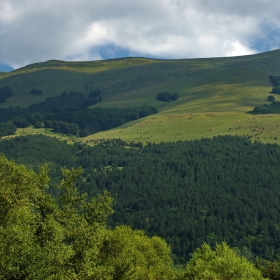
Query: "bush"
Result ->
[[30, 89, 43, 95], [43, 120, 53, 128], [13, 118, 30, 128], [34, 122, 44, 128], [267, 95, 275, 102], [0, 86, 13, 103], [270, 75, 280, 86], [139, 109, 149, 118], [81, 98, 98, 107], [157, 91, 172, 102], [272, 87, 280, 94], [53, 121, 79, 135], [89, 89, 101, 99], [258, 261, 280, 280], [78, 128, 91, 137], [185, 243, 265, 280], [157, 91, 179, 102], [0, 122, 16, 136]]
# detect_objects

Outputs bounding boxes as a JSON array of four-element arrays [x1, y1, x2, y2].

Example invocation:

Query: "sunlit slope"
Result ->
[[1, 49, 280, 143], [0, 58, 161, 108], [83, 112, 280, 144], [0, 50, 279, 110]]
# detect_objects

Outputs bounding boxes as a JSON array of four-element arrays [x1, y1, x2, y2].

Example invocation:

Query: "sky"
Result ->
[[0, 0, 280, 72]]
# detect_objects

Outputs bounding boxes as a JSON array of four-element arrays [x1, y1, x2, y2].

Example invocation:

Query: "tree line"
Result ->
[[252, 75, 280, 114], [0, 91, 158, 137]]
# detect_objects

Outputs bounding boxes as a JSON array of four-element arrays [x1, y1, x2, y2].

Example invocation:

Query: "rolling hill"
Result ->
[[1, 49, 280, 143], [3, 51, 280, 265]]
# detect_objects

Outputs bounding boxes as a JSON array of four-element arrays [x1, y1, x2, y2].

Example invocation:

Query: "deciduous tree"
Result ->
[[184, 242, 266, 280]]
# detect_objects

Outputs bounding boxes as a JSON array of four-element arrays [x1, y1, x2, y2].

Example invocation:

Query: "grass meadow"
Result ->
[[1, 50, 280, 144]]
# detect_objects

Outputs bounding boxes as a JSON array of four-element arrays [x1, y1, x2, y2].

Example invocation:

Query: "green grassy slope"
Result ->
[[1, 50, 280, 144]]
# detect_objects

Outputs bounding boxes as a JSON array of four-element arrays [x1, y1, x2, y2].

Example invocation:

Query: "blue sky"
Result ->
[[0, 64, 13, 72], [0, 0, 280, 72]]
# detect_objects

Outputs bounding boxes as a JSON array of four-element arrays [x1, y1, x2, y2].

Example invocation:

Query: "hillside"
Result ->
[[0, 152, 269, 279], [3, 50, 280, 268], [1, 50, 280, 143], [2, 134, 280, 265]]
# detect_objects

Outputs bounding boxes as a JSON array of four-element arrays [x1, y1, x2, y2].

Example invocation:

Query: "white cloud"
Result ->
[[0, 0, 280, 68], [223, 40, 256, 57]]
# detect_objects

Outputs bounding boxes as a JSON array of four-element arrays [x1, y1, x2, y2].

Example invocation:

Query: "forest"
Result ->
[[0, 91, 157, 137], [2, 134, 280, 268], [1, 154, 274, 279]]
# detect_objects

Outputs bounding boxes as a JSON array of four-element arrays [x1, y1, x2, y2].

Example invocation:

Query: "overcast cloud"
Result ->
[[0, 0, 280, 70]]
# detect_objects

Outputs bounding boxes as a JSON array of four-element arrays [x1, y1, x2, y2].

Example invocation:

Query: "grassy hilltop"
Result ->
[[1, 49, 280, 144]]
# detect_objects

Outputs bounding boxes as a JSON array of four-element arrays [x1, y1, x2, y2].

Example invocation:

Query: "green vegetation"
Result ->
[[30, 88, 43, 95], [184, 243, 264, 280], [0, 122, 16, 136], [0, 155, 175, 279], [2, 135, 280, 265], [157, 91, 178, 102], [28, 90, 102, 110], [271, 87, 280, 94], [253, 101, 280, 114], [267, 95, 275, 102], [252, 75, 280, 114], [258, 261, 280, 280], [0, 86, 13, 103], [0, 154, 269, 279], [0, 91, 157, 137], [269, 75, 280, 86], [1, 50, 280, 144], [269, 75, 280, 95], [2, 50, 280, 278]]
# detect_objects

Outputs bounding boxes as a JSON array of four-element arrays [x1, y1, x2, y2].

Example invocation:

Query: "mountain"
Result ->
[[1, 49, 280, 143], [2, 51, 280, 265]]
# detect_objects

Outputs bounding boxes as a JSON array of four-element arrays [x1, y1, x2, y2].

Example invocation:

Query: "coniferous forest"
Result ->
[[0, 154, 269, 279], [1, 134, 280, 266]]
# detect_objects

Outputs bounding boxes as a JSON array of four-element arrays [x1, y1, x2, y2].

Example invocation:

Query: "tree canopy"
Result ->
[[0, 154, 273, 279], [2, 135, 280, 264], [0, 86, 13, 103], [0, 155, 176, 279], [157, 91, 178, 102], [185, 243, 265, 280]]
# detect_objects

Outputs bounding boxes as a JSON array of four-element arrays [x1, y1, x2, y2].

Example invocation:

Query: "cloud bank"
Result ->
[[0, 0, 280, 69]]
